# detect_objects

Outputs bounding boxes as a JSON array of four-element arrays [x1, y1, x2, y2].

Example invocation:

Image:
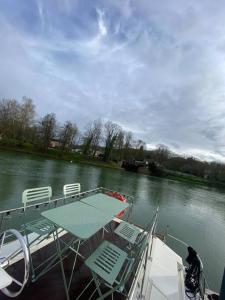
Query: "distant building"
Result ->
[[71, 148, 83, 154], [49, 139, 62, 149], [93, 150, 104, 158]]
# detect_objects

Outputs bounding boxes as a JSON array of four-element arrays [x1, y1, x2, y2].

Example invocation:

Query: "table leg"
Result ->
[[68, 239, 81, 290], [55, 226, 70, 300]]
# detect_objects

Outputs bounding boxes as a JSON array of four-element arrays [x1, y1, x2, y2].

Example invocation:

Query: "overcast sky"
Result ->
[[1, 0, 225, 162]]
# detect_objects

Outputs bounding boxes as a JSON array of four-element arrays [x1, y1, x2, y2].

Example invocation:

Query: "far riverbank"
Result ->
[[0, 145, 121, 170], [1, 145, 225, 189]]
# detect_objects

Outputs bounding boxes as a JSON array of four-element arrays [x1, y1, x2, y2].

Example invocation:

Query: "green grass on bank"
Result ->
[[0, 144, 121, 170], [164, 172, 225, 188], [1, 142, 225, 188], [165, 173, 209, 186]]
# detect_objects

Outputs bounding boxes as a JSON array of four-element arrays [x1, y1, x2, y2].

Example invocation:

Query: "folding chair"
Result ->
[[114, 221, 142, 245], [78, 231, 150, 300], [22, 186, 56, 280], [114, 208, 159, 247]]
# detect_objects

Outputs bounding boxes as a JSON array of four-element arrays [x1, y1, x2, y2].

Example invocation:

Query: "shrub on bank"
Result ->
[[0, 138, 21, 147]]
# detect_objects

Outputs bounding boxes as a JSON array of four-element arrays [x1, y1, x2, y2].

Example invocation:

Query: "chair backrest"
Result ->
[[63, 183, 81, 198], [22, 186, 52, 209]]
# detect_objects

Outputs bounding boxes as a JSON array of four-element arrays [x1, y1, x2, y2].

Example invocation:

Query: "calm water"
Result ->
[[0, 150, 225, 292]]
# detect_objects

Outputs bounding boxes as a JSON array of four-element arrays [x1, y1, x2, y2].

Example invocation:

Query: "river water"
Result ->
[[0, 150, 224, 292]]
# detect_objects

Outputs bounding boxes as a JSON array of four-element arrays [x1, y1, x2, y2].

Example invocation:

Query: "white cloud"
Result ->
[[1, 0, 225, 162], [96, 8, 107, 37]]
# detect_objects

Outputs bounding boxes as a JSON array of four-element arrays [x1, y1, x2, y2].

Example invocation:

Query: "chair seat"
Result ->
[[85, 240, 128, 285], [114, 222, 142, 244], [25, 217, 55, 236]]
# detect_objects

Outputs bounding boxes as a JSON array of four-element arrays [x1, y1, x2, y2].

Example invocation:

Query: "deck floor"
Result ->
[[0, 221, 133, 300]]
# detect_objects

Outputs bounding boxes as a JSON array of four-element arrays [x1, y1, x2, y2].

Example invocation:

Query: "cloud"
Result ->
[[96, 8, 107, 37], [1, 0, 225, 162]]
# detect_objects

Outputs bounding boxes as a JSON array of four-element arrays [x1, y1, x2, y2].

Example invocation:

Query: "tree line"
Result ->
[[0, 98, 145, 161], [1, 97, 225, 183], [147, 145, 225, 183]]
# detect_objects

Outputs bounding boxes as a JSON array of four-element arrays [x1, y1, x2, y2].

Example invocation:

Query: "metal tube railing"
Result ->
[[0, 187, 134, 232], [139, 207, 159, 296], [128, 207, 159, 299]]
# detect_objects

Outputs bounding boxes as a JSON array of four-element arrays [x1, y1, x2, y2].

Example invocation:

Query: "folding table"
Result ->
[[81, 193, 128, 215], [41, 193, 128, 300]]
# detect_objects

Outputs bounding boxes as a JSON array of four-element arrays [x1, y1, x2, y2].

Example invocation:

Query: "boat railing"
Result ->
[[0, 187, 134, 233], [167, 233, 209, 299], [128, 206, 159, 299]]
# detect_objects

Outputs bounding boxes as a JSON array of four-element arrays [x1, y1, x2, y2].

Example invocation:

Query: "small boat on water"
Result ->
[[0, 185, 223, 300]]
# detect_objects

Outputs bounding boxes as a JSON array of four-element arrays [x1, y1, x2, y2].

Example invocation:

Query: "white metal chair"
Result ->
[[22, 186, 54, 236], [22, 186, 56, 280], [63, 183, 81, 199], [78, 232, 150, 300], [114, 208, 159, 248], [114, 221, 142, 245]]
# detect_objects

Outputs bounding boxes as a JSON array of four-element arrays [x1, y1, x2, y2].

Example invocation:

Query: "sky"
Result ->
[[1, 0, 225, 162]]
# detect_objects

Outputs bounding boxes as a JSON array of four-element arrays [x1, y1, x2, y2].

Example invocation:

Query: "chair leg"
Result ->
[[108, 222, 114, 234], [88, 287, 98, 300], [102, 227, 109, 239], [75, 278, 94, 300], [92, 272, 103, 298]]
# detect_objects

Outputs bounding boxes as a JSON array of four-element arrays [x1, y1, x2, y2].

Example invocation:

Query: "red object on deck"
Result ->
[[106, 191, 127, 218]]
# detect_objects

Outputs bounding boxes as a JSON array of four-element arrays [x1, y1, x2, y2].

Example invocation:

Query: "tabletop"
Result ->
[[41, 201, 113, 240], [81, 193, 129, 216]]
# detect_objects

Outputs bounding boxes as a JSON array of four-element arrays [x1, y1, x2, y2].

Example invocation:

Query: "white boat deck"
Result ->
[[129, 236, 186, 300], [148, 237, 185, 300]]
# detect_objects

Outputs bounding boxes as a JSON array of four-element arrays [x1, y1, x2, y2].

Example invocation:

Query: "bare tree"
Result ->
[[59, 121, 78, 151], [82, 119, 102, 156], [103, 121, 121, 161], [115, 130, 125, 161], [151, 144, 170, 166], [0, 97, 36, 143], [39, 113, 56, 152], [133, 139, 145, 149], [123, 131, 133, 160], [133, 139, 146, 161], [0, 99, 20, 139], [18, 97, 35, 141]]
